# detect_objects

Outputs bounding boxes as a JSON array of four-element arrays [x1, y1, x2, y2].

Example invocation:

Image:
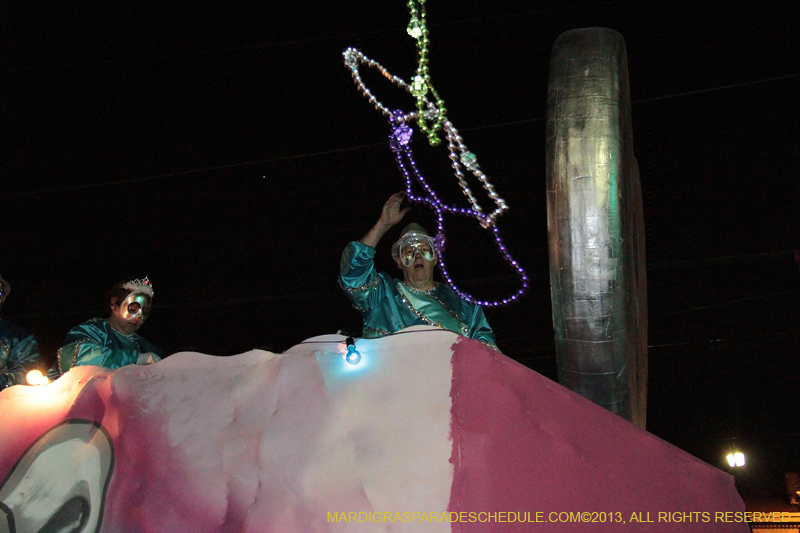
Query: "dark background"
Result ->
[[2, 0, 798, 500]]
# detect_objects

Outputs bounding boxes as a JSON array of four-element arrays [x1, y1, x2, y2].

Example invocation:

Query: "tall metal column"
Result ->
[[546, 28, 648, 427]]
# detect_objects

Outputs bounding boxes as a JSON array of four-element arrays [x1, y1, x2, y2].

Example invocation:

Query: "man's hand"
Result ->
[[360, 192, 410, 248], [378, 192, 411, 228]]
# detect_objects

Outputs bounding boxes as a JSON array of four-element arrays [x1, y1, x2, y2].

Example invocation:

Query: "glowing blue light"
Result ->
[[345, 345, 361, 365]]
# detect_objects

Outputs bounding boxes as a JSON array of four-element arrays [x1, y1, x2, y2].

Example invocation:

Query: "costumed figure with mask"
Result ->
[[49, 277, 163, 379], [339, 192, 497, 349], [0, 273, 42, 389]]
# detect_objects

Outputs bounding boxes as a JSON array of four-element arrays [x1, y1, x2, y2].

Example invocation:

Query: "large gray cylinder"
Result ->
[[546, 28, 648, 427]]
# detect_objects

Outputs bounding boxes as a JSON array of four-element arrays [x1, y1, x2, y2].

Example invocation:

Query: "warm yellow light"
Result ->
[[726, 452, 745, 467], [25, 370, 49, 386]]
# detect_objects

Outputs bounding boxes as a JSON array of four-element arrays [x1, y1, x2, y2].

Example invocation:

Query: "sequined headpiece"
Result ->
[[391, 223, 436, 263], [122, 276, 154, 298]]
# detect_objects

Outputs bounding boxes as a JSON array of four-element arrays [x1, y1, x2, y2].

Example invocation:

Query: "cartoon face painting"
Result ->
[[0, 420, 113, 533]]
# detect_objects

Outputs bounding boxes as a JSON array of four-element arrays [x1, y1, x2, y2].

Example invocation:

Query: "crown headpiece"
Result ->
[[122, 276, 154, 297]]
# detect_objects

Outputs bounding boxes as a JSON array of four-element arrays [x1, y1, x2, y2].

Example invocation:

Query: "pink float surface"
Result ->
[[448, 339, 747, 531], [0, 327, 747, 532]]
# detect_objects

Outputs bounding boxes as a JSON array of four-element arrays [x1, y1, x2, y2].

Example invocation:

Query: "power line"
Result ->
[[649, 329, 800, 350], [634, 73, 800, 104], [6, 144, 384, 198], [16, 272, 539, 318], [651, 287, 799, 320], [20, 277, 796, 322], [5, 70, 796, 199], [504, 324, 800, 353], [650, 250, 797, 271]]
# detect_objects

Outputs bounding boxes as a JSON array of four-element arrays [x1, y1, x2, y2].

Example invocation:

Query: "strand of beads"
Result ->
[[405, 0, 447, 146], [343, 47, 528, 307], [442, 118, 508, 228], [406, 0, 504, 223], [344, 48, 509, 227], [389, 113, 529, 307]]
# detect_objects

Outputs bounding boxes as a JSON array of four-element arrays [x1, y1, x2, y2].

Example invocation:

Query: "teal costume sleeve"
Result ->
[[339, 240, 380, 313], [421, 282, 498, 349], [461, 298, 497, 349], [54, 318, 163, 376], [339, 241, 498, 349], [339, 241, 405, 337], [0, 319, 41, 389]]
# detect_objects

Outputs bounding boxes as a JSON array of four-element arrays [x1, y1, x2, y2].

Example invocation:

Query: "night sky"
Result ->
[[2, 0, 798, 500]]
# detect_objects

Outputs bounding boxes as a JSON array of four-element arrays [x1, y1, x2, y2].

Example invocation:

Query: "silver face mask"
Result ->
[[392, 232, 436, 267], [119, 293, 151, 321]]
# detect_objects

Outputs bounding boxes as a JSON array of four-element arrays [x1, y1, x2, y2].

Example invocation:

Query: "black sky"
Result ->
[[2, 0, 799, 497]]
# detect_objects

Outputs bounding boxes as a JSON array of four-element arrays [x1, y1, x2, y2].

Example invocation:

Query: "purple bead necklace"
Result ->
[[342, 47, 528, 307]]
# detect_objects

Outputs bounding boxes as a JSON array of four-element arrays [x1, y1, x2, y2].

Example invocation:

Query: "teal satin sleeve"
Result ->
[[135, 335, 163, 358], [58, 318, 161, 373], [434, 285, 499, 350], [70, 319, 139, 370], [339, 242, 499, 346], [0, 320, 41, 388], [73, 339, 137, 369], [339, 241, 381, 313], [339, 241, 419, 337], [466, 303, 498, 350]]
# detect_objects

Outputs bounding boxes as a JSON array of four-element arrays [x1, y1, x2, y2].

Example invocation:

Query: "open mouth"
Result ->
[[414, 264, 424, 270]]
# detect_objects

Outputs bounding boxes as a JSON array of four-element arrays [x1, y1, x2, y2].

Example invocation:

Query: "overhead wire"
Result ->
[[4, 71, 797, 199], [633, 73, 800, 104], [650, 286, 799, 320], [648, 329, 800, 350]]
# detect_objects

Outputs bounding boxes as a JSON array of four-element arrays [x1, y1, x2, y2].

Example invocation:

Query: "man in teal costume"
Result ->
[[50, 277, 162, 378], [339, 193, 497, 349], [0, 272, 41, 389]]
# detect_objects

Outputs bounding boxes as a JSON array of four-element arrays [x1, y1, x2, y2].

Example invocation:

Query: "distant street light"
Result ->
[[726, 438, 745, 468], [726, 452, 745, 468]]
